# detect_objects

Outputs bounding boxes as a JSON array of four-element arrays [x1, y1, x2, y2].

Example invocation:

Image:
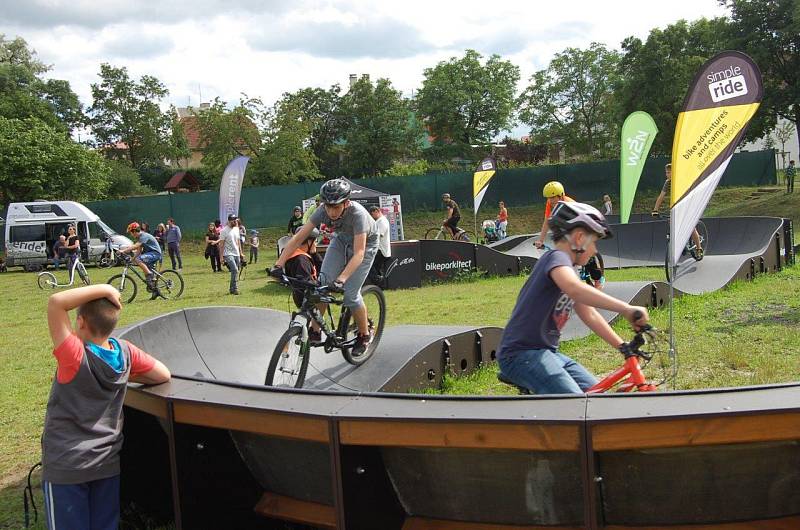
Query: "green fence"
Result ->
[[87, 150, 776, 233]]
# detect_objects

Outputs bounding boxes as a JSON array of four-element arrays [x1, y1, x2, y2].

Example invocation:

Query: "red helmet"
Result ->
[[126, 222, 141, 233]]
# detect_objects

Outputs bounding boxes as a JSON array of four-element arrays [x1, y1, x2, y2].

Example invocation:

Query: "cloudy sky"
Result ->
[[1, 0, 729, 121]]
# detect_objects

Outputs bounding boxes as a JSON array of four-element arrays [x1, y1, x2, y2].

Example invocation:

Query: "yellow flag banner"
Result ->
[[669, 51, 762, 265], [472, 157, 497, 214]]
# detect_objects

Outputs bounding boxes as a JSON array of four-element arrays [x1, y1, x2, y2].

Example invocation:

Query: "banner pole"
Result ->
[[667, 234, 677, 390]]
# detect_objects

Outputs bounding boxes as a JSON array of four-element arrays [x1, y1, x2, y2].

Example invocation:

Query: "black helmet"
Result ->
[[320, 178, 351, 205], [549, 202, 613, 240]]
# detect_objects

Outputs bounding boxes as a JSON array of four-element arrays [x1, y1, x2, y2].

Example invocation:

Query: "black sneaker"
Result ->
[[308, 329, 322, 344], [351, 332, 372, 357]]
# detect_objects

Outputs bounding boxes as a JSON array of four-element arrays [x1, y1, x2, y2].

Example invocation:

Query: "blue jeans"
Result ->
[[224, 255, 239, 293], [43, 475, 120, 530], [498, 348, 597, 394]]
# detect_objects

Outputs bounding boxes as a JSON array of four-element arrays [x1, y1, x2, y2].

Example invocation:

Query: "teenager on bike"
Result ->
[[120, 222, 162, 292], [272, 179, 379, 356], [441, 193, 461, 239], [497, 202, 650, 394], [652, 163, 704, 259], [535, 181, 574, 249]]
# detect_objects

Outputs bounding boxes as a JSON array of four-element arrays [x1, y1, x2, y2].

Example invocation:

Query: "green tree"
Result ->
[[253, 98, 320, 185], [614, 19, 732, 155], [88, 63, 186, 168], [0, 35, 84, 132], [416, 49, 520, 148], [723, 0, 800, 149], [281, 85, 343, 178], [0, 116, 110, 202], [105, 159, 153, 198], [339, 76, 421, 177], [192, 96, 263, 184], [518, 43, 621, 159]]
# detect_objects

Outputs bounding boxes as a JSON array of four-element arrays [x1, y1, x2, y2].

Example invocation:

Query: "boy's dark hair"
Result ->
[[77, 298, 120, 337], [368, 205, 380, 213]]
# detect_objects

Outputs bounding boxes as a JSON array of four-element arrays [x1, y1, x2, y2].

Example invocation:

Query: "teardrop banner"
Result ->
[[620, 111, 658, 224], [669, 51, 763, 265], [218, 156, 250, 223], [472, 156, 497, 214]]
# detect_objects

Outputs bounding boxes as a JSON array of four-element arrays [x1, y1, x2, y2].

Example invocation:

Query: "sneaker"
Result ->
[[308, 328, 322, 344], [231, 290, 240, 295], [351, 332, 373, 357], [694, 247, 705, 261]]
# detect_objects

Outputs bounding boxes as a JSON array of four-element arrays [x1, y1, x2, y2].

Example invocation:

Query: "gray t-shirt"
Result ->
[[309, 201, 378, 245], [497, 249, 576, 357], [219, 225, 241, 257]]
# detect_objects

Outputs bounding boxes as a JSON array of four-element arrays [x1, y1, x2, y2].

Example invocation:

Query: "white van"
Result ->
[[3, 201, 132, 271]]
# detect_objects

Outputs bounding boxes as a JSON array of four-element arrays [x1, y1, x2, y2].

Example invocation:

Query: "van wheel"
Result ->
[[24, 264, 42, 272]]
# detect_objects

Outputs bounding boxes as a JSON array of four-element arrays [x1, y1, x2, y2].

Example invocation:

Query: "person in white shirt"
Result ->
[[216, 214, 242, 295], [602, 194, 613, 215], [368, 206, 391, 285]]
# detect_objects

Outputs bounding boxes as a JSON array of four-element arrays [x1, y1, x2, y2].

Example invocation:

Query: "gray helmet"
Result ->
[[320, 178, 351, 205], [295, 226, 320, 241], [549, 201, 613, 240]]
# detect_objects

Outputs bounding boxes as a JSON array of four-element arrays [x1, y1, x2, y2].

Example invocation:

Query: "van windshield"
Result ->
[[97, 219, 116, 235]]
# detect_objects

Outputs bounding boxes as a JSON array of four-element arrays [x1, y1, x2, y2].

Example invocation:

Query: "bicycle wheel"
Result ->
[[265, 325, 310, 388], [108, 273, 138, 303], [76, 262, 91, 285], [155, 269, 184, 299], [37, 272, 57, 290], [424, 227, 443, 240], [340, 284, 387, 365], [456, 229, 475, 242]]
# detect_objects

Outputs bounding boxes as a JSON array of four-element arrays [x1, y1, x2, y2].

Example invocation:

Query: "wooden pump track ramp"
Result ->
[[116, 215, 796, 529]]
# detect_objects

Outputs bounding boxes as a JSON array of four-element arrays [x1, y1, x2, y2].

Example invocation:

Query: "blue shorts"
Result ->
[[137, 251, 161, 266], [43, 475, 120, 530]]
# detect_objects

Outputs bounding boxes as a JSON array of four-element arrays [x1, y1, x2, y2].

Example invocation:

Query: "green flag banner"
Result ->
[[619, 111, 658, 224]]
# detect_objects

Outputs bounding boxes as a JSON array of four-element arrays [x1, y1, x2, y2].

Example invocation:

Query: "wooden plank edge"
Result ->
[[403, 516, 583, 530], [254, 492, 336, 529], [124, 388, 168, 418], [604, 513, 800, 529]]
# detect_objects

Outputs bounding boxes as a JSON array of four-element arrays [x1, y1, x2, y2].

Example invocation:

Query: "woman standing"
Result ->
[[204, 222, 221, 272]]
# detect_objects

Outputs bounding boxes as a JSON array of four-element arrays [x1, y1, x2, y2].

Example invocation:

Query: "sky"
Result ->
[[0, 0, 730, 133]]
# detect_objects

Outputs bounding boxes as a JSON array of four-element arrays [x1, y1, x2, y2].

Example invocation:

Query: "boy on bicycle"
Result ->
[[441, 193, 461, 238], [284, 228, 323, 308], [535, 181, 574, 249], [498, 202, 649, 394], [272, 179, 379, 356], [121, 222, 162, 293], [652, 163, 704, 259]]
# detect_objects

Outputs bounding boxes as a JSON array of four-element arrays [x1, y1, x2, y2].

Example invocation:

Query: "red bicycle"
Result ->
[[498, 314, 669, 394]]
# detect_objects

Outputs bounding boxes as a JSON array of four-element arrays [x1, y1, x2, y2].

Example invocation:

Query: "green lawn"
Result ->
[[0, 184, 798, 528]]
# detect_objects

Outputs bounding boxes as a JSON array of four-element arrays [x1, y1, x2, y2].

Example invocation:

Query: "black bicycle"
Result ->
[[107, 253, 184, 303], [653, 214, 708, 282], [266, 275, 386, 388]]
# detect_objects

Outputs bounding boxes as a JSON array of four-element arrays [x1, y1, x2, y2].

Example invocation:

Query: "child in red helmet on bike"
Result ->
[[498, 201, 649, 394]]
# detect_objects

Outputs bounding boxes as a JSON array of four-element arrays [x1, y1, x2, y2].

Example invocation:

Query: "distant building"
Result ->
[[739, 117, 798, 170]]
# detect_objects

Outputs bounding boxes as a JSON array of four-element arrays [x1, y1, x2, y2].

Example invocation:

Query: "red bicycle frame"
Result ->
[[587, 355, 657, 393]]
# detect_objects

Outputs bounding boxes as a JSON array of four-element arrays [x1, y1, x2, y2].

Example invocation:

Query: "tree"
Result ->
[[773, 120, 796, 166], [518, 43, 621, 159], [105, 160, 153, 198], [88, 63, 187, 168], [723, 0, 800, 150], [416, 50, 520, 148], [281, 85, 344, 178], [338, 76, 421, 177], [0, 116, 110, 202], [0, 35, 84, 132], [254, 98, 320, 185], [614, 19, 732, 155]]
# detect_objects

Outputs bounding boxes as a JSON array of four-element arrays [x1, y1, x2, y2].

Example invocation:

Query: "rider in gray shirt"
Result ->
[[273, 179, 378, 356]]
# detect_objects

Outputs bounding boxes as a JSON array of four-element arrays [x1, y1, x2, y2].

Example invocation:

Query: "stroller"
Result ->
[[482, 220, 500, 244]]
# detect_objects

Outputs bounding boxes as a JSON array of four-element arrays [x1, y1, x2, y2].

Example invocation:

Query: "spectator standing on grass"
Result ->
[[153, 223, 166, 269], [41, 284, 170, 530], [52, 235, 67, 270], [65, 225, 80, 269], [602, 195, 613, 215], [249, 229, 260, 264], [165, 218, 183, 271], [288, 206, 304, 235], [496, 201, 508, 239], [368, 206, 391, 283], [786, 160, 796, 194], [217, 214, 242, 295], [205, 223, 221, 272]]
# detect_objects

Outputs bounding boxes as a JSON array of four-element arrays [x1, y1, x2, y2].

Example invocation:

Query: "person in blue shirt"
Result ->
[[497, 202, 649, 394], [121, 222, 163, 294]]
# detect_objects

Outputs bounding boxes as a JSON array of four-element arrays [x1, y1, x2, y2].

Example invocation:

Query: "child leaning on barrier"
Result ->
[[497, 202, 649, 394], [41, 285, 171, 530]]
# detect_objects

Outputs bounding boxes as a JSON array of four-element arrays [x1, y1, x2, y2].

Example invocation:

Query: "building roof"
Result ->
[[164, 171, 200, 191]]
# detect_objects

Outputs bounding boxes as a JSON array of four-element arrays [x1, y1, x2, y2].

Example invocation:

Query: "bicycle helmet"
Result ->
[[442, 193, 450, 201], [126, 222, 140, 233], [306, 228, 320, 241], [543, 181, 565, 198], [549, 201, 613, 240], [320, 178, 351, 205], [293, 205, 302, 212]]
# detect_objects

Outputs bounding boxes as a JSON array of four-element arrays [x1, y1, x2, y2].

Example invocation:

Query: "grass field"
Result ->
[[0, 184, 798, 528]]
